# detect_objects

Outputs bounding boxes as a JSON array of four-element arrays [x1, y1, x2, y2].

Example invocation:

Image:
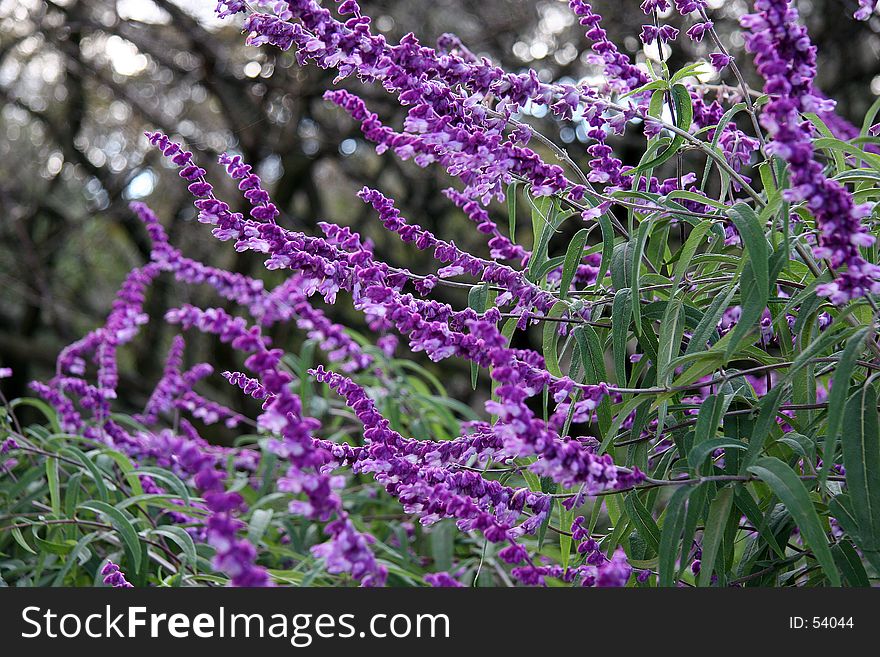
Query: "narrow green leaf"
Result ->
[[507, 182, 518, 238], [680, 483, 709, 576], [78, 500, 143, 574], [733, 486, 786, 558], [60, 446, 109, 502], [822, 327, 870, 484], [631, 83, 693, 175], [527, 195, 554, 280], [630, 220, 652, 333], [247, 509, 274, 546], [658, 486, 691, 587], [692, 394, 726, 451], [724, 261, 767, 359], [625, 493, 661, 554], [573, 326, 612, 434], [747, 457, 841, 586], [559, 228, 590, 299], [840, 382, 880, 549], [698, 486, 734, 587], [559, 506, 574, 570], [131, 467, 191, 505], [541, 301, 568, 378], [46, 457, 61, 516], [612, 289, 632, 385], [597, 213, 614, 285], [657, 298, 684, 385], [467, 283, 489, 389], [148, 526, 197, 571], [11, 527, 37, 555], [831, 541, 870, 587], [52, 532, 98, 585], [671, 221, 711, 290], [684, 286, 735, 356]]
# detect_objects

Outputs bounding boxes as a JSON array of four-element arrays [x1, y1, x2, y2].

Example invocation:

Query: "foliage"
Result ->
[[3, 0, 880, 588]]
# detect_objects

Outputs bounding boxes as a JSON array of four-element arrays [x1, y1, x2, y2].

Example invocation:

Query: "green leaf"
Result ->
[[597, 213, 615, 285], [724, 203, 769, 358], [813, 137, 880, 171], [467, 283, 490, 389], [247, 509, 274, 546], [831, 541, 870, 587], [60, 446, 109, 502], [541, 301, 568, 378], [611, 240, 633, 291], [747, 457, 841, 586], [147, 526, 197, 571], [733, 486, 786, 558], [559, 506, 575, 570], [691, 394, 727, 453], [573, 326, 612, 434], [698, 486, 734, 587], [830, 494, 880, 574], [657, 298, 684, 386], [64, 471, 82, 518], [684, 286, 735, 356], [840, 382, 880, 549], [100, 448, 144, 498], [701, 102, 748, 190], [658, 486, 691, 587], [46, 456, 61, 517], [31, 527, 76, 556], [620, 78, 669, 100], [52, 532, 99, 585], [559, 228, 590, 299], [11, 526, 37, 555], [630, 220, 652, 333], [612, 289, 632, 385], [527, 195, 554, 280], [630, 83, 693, 175], [78, 500, 143, 575], [625, 493, 660, 554], [680, 483, 709, 577], [822, 328, 870, 484], [9, 397, 62, 434], [742, 324, 851, 469], [805, 113, 846, 171], [130, 467, 191, 505], [670, 62, 710, 85], [507, 182, 518, 239], [671, 220, 711, 290]]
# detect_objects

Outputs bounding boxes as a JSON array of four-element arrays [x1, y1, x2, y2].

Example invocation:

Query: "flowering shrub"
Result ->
[[2, 0, 880, 588]]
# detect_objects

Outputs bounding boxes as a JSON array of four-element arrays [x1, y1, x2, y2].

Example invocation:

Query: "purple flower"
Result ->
[[640, 24, 679, 46], [101, 562, 134, 588], [686, 20, 713, 42], [674, 0, 706, 13], [709, 52, 732, 70], [215, 1, 247, 18], [855, 1, 877, 20], [424, 572, 464, 587], [0, 437, 19, 454], [743, 0, 880, 303]]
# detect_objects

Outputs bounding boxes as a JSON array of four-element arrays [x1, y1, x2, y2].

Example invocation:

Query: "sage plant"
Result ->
[[3, 0, 880, 589]]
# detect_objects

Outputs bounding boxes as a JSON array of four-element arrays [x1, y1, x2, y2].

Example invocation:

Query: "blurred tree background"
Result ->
[[1, 0, 878, 435]]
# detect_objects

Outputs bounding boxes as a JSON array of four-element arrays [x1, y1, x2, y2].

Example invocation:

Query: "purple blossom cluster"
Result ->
[[497, 516, 632, 586], [19, 0, 879, 589], [101, 562, 134, 588], [743, 0, 880, 303]]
